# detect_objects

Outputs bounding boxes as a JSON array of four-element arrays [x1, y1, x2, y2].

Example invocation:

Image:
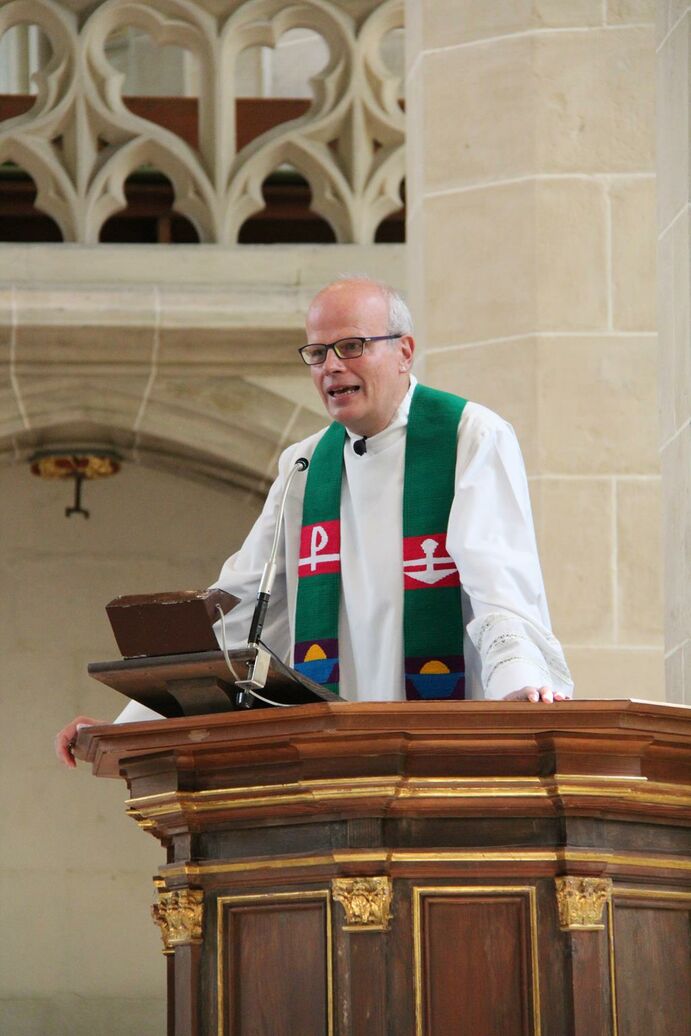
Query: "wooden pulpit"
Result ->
[[78, 699, 691, 1036]]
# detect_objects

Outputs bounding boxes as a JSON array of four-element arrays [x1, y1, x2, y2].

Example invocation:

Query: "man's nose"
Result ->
[[322, 346, 346, 372]]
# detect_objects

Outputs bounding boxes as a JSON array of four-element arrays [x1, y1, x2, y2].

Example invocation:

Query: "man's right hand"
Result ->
[[502, 686, 568, 703], [55, 715, 104, 768]]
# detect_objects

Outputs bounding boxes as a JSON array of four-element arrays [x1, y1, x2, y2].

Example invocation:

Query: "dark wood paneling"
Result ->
[[613, 896, 691, 1036], [173, 943, 201, 1036], [343, 934, 387, 1036], [389, 881, 416, 1036], [568, 929, 613, 1036], [534, 880, 572, 1036], [418, 890, 536, 1036], [166, 953, 175, 1036], [80, 702, 691, 1036], [221, 896, 330, 1036]]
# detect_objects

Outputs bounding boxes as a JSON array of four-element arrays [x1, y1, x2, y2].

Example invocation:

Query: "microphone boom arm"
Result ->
[[234, 456, 309, 704]]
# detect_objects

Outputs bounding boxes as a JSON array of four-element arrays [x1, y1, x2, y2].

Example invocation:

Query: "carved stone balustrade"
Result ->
[[0, 0, 405, 244]]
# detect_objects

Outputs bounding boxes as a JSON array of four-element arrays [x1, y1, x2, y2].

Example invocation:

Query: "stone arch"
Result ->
[[1, 371, 324, 497], [0, 244, 404, 501]]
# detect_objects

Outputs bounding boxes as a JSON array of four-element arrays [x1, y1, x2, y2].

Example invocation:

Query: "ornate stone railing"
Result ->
[[0, 0, 404, 244]]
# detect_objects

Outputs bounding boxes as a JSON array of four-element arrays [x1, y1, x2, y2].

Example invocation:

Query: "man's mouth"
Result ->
[[328, 386, 360, 397]]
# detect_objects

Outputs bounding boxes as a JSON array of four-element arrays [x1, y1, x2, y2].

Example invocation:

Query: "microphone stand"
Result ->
[[234, 457, 309, 708]]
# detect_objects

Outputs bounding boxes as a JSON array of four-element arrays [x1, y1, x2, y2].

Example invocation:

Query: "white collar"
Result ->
[[344, 376, 417, 454]]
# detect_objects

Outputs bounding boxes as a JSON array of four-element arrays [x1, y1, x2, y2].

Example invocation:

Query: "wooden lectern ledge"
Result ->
[[78, 697, 691, 784], [76, 699, 691, 1036]]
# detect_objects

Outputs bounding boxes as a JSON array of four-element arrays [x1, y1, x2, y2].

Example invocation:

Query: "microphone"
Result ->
[[234, 456, 309, 706], [353, 437, 367, 456]]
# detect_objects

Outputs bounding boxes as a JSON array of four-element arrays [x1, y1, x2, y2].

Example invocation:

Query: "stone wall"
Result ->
[[0, 462, 262, 1035], [0, 1, 678, 1032], [406, 0, 663, 699], [658, 1, 691, 702], [0, 242, 405, 1034], [0, 243, 405, 482]]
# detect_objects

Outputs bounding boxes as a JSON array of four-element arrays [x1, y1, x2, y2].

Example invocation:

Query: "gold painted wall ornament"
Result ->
[[332, 876, 393, 931], [30, 449, 121, 518], [555, 876, 612, 931], [152, 887, 204, 953]]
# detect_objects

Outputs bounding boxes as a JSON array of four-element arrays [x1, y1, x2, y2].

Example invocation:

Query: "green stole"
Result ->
[[294, 384, 467, 700]]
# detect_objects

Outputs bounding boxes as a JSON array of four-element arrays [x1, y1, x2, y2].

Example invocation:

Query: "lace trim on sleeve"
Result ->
[[486, 631, 529, 652], [473, 612, 572, 685], [474, 612, 507, 653], [486, 655, 551, 686]]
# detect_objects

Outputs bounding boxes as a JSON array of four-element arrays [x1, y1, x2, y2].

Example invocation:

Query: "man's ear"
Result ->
[[399, 334, 415, 372]]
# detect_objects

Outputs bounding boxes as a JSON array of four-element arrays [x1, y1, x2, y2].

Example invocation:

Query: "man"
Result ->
[[56, 277, 572, 765]]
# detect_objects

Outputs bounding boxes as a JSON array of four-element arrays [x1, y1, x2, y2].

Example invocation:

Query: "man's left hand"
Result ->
[[503, 686, 568, 703]]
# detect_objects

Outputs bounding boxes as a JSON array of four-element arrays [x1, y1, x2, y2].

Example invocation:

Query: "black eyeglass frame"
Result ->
[[298, 333, 403, 366]]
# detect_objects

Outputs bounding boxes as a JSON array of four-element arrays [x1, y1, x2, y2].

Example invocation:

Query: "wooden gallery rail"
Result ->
[[78, 699, 691, 1036]]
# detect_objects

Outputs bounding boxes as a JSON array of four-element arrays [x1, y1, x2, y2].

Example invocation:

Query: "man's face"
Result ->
[[305, 282, 414, 438]]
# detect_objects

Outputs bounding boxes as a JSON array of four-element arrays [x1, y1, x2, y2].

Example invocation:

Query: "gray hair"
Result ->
[[385, 286, 414, 336], [331, 274, 414, 335]]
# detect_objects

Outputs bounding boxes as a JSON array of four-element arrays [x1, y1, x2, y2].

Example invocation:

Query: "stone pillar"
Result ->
[[658, 3, 691, 703], [406, 0, 662, 698]]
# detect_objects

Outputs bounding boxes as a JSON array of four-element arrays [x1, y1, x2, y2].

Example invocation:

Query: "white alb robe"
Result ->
[[115, 378, 572, 724]]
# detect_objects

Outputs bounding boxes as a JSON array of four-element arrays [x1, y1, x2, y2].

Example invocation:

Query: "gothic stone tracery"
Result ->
[[0, 0, 405, 243]]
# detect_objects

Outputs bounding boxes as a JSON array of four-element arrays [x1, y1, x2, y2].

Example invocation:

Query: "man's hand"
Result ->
[[55, 715, 104, 768], [503, 686, 568, 703]]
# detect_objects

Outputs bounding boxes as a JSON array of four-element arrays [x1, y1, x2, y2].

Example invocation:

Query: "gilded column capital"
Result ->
[[152, 886, 204, 953], [332, 876, 393, 931], [555, 876, 612, 931]]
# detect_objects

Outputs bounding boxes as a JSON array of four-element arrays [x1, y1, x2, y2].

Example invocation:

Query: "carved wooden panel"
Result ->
[[413, 886, 540, 1036], [611, 891, 691, 1036], [82, 703, 691, 1036], [217, 890, 333, 1036]]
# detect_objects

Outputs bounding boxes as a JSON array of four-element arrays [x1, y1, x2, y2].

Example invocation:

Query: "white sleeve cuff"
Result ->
[[468, 611, 575, 700], [482, 658, 562, 700], [113, 699, 164, 724]]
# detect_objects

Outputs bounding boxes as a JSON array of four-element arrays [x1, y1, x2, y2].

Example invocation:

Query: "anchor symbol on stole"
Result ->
[[403, 536, 458, 586]]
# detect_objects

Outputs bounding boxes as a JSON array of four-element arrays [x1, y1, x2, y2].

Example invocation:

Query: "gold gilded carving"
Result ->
[[152, 887, 203, 953], [555, 876, 612, 931], [332, 876, 392, 931], [163, 847, 691, 882], [151, 878, 174, 956], [30, 454, 120, 480], [126, 774, 691, 830]]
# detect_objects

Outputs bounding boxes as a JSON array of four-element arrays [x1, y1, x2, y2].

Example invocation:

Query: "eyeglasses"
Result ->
[[298, 334, 402, 366]]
